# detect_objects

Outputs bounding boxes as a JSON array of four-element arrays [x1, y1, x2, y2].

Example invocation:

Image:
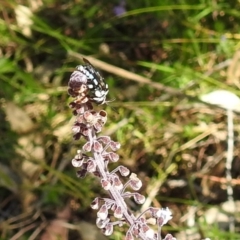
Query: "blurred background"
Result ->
[[1, 0, 240, 239]]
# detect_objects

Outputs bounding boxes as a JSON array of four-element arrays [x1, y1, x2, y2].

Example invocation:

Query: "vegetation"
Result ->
[[1, 0, 240, 239]]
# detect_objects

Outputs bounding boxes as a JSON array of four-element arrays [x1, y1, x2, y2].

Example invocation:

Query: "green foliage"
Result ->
[[1, 0, 240, 239]]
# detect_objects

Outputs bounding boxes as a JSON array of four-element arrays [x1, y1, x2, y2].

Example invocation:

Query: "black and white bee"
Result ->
[[76, 58, 109, 105]]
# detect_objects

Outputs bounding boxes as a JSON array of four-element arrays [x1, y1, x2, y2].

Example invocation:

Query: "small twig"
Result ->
[[68, 51, 184, 96], [226, 108, 235, 232]]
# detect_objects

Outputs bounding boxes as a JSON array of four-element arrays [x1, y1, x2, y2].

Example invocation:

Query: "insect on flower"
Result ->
[[76, 58, 109, 105]]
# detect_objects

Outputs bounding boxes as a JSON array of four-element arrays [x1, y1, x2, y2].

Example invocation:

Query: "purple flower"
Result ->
[[68, 58, 176, 240], [113, 0, 126, 16]]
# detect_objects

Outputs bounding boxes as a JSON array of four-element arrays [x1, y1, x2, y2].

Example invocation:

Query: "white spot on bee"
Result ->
[[95, 90, 102, 97], [93, 79, 98, 85]]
